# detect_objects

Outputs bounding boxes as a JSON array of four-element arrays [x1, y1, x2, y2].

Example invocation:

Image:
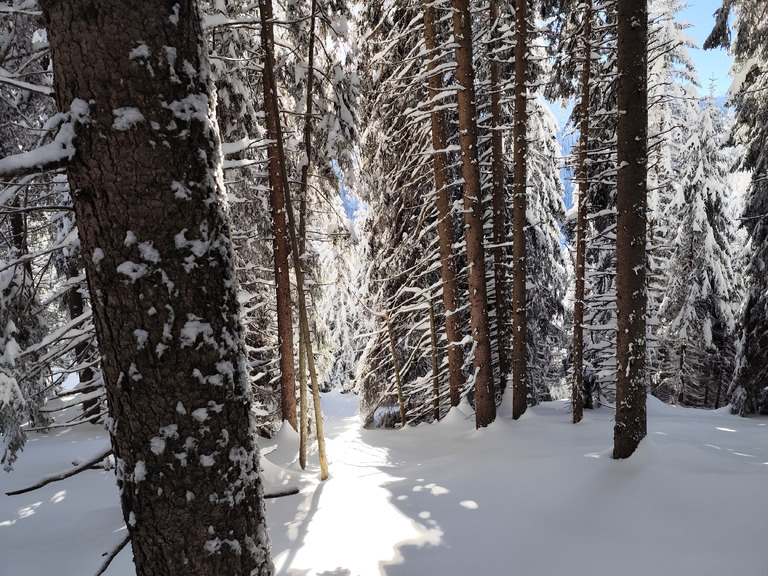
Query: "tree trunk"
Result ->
[[572, 1, 592, 425], [450, 0, 496, 428], [261, 0, 297, 431], [614, 0, 648, 459], [428, 294, 441, 421], [65, 259, 99, 423], [259, 0, 328, 480], [40, 1, 273, 573], [511, 0, 528, 420], [422, 0, 466, 408], [298, 0, 317, 465], [489, 0, 511, 394]]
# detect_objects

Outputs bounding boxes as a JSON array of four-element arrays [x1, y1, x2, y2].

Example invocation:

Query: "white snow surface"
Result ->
[[1, 392, 766, 575]]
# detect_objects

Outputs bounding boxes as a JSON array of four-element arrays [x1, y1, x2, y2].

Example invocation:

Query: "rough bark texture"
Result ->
[[614, 0, 648, 459], [422, 1, 465, 408], [572, 1, 591, 425], [40, 1, 273, 573], [450, 0, 495, 428], [262, 0, 297, 431], [511, 0, 528, 420], [489, 0, 510, 393]]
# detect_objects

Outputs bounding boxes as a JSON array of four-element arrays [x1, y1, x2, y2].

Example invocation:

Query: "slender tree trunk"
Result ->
[[422, 0, 465, 408], [262, 0, 297, 431], [40, 1, 273, 572], [572, 1, 592, 425], [259, 0, 328, 480], [511, 0, 528, 420], [384, 313, 407, 427], [298, 0, 317, 467], [450, 0, 496, 428], [65, 260, 98, 423], [489, 0, 511, 393], [714, 355, 723, 409], [677, 343, 685, 404], [614, 0, 648, 459], [428, 294, 441, 421]]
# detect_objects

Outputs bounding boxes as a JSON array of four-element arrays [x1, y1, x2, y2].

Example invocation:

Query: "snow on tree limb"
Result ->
[[5, 446, 113, 496], [0, 100, 89, 179]]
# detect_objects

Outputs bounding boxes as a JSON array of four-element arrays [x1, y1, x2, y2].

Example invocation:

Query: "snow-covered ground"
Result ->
[[1, 392, 766, 575]]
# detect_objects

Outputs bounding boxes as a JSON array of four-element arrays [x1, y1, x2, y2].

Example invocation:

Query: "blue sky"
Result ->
[[679, 0, 733, 95]]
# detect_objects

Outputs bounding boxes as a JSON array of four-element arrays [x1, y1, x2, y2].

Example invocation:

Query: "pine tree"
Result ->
[[706, 0, 768, 415], [656, 97, 740, 407]]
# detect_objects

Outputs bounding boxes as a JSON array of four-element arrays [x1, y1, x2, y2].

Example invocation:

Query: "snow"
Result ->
[[111, 107, 146, 131], [1, 392, 766, 575]]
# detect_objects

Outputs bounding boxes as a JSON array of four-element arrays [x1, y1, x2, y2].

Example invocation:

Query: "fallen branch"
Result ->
[[5, 446, 112, 496]]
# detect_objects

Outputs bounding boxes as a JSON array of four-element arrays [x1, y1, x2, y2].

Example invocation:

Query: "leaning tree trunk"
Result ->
[[422, 0, 466, 408], [450, 0, 496, 428], [614, 0, 648, 459], [40, 1, 273, 573], [511, 0, 528, 420]]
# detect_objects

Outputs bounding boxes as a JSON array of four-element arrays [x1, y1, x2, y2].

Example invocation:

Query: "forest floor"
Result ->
[[1, 390, 766, 575]]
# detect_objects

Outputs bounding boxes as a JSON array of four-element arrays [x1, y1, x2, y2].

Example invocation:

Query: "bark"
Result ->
[[450, 0, 496, 428], [572, 1, 592, 425], [489, 0, 510, 393], [262, 0, 297, 431], [511, 0, 528, 420], [39, 1, 273, 573], [614, 0, 648, 459], [422, 0, 465, 408]]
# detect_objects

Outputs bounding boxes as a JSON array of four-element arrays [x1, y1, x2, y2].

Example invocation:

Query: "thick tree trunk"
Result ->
[[511, 0, 528, 420], [489, 0, 510, 393], [422, 0, 465, 408], [614, 0, 648, 459], [450, 0, 496, 428], [572, 1, 592, 425], [40, 1, 273, 573], [262, 0, 297, 431]]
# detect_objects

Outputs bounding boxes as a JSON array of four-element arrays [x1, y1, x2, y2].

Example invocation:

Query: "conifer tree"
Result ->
[[706, 0, 768, 415], [656, 97, 740, 407]]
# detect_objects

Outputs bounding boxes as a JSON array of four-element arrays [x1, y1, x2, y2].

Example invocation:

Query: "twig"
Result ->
[[5, 447, 112, 496], [264, 487, 300, 499], [94, 533, 131, 576]]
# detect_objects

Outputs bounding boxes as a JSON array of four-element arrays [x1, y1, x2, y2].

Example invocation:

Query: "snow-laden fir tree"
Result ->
[[706, 0, 768, 415], [522, 97, 570, 403], [655, 96, 741, 407]]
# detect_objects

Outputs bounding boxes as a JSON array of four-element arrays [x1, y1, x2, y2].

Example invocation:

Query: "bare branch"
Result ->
[[5, 446, 112, 496]]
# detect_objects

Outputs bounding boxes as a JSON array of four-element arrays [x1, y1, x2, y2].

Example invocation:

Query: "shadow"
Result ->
[[275, 481, 326, 576]]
